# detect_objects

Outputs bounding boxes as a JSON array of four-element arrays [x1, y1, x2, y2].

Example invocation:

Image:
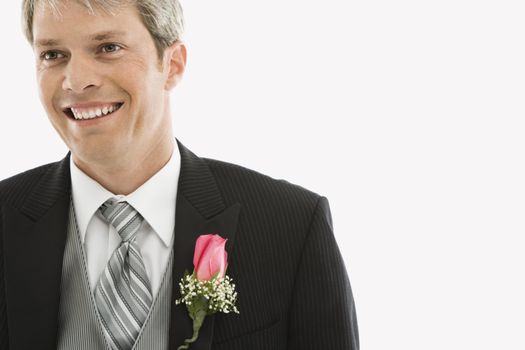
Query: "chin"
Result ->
[[72, 142, 120, 163]]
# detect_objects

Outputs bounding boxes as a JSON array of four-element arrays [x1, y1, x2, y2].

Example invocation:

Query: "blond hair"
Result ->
[[22, 0, 184, 57]]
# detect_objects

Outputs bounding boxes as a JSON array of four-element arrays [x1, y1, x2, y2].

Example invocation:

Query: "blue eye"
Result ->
[[101, 44, 122, 53], [42, 51, 65, 60]]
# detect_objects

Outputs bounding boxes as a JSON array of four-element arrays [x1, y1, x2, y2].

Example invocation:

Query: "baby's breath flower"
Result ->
[[175, 272, 239, 315]]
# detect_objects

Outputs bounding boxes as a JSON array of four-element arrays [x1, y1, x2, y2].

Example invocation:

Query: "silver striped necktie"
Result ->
[[95, 198, 153, 350]]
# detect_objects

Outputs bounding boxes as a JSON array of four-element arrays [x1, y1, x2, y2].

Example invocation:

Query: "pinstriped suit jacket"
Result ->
[[0, 139, 359, 350]]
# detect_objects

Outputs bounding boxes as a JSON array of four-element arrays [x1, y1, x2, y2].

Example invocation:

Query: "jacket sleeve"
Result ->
[[287, 196, 359, 349]]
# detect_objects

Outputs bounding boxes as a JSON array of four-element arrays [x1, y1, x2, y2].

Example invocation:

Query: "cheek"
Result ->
[[37, 71, 60, 112], [126, 72, 165, 112]]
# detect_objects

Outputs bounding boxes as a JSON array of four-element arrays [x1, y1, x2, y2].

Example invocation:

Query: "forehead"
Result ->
[[32, 0, 146, 46]]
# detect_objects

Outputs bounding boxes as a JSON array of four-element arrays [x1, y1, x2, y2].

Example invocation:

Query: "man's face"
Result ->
[[32, 2, 184, 165]]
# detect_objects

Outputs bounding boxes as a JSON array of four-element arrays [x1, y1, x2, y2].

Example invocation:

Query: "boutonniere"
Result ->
[[175, 234, 239, 349]]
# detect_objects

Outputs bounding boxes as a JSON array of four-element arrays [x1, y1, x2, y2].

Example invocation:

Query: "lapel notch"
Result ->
[[169, 140, 242, 350], [3, 154, 71, 349]]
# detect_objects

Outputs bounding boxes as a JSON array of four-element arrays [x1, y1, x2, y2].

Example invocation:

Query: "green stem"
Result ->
[[177, 310, 206, 350]]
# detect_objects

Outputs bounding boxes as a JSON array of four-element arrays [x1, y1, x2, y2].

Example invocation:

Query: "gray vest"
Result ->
[[57, 200, 174, 350]]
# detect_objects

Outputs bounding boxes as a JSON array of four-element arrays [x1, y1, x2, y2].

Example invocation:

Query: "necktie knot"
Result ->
[[99, 198, 143, 242]]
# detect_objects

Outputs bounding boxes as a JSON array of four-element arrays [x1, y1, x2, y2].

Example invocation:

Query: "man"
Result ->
[[0, 0, 359, 349]]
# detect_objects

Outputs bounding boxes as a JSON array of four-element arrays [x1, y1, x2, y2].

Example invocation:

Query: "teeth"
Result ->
[[70, 103, 121, 120]]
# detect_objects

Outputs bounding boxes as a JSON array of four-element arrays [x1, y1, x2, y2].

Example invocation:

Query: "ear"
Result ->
[[164, 40, 187, 90]]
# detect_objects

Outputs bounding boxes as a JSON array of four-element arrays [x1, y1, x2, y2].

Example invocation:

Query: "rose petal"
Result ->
[[193, 234, 214, 269], [208, 245, 225, 280]]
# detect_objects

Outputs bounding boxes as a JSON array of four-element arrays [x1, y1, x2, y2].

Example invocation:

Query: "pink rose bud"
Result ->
[[193, 234, 228, 281]]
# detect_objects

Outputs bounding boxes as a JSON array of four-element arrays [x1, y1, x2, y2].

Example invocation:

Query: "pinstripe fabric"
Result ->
[[205, 159, 360, 349], [0, 160, 71, 350], [57, 200, 110, 349], [132, 248, 173, 350], [0, 206, 8, 350], [1, 140, 359, 350], [57, 198, 175, 350], [95, 199, 153, 350]]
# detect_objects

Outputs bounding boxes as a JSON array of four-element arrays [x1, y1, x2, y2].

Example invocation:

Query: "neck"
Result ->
[[72, 136, 175, 195]]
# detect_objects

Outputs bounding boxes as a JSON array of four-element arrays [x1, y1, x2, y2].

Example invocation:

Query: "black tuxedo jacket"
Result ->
[[0, 139, 359, 350]]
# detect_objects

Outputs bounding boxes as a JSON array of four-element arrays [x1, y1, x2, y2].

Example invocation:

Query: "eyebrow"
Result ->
[[90, 30, 127, 41], [34, 39, 60, 48], [34, 30, 127, 48]]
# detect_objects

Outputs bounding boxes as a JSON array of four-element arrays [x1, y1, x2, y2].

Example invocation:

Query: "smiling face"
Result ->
[[32, 1, 185, 168]]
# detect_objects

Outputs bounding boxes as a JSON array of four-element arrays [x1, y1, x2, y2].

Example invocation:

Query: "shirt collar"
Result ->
[[70, 142, 181, 247]]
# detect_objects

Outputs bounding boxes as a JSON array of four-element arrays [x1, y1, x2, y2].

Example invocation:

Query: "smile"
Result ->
[[64, 102, 124, 120]]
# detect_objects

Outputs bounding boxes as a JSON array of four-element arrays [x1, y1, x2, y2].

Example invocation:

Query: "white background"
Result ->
[[1, 1, 525, 349]]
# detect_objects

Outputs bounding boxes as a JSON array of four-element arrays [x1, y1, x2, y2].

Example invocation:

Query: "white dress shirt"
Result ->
[[69, 143, 181, 298]]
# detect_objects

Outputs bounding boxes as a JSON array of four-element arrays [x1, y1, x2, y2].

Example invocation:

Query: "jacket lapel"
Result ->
[[3, 154, 71, 349], [2, 140, 241, 350], [169, 140, 242, 350]]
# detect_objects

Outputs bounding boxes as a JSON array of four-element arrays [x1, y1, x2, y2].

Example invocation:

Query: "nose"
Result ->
[[62, 55, 101, 93]]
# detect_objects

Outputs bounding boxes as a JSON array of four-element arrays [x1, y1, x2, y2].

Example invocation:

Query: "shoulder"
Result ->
[[0, 161, 61, 208], [203, 157, 323, 217]]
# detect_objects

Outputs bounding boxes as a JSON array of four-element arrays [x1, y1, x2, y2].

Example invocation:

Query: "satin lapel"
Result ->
[[3, 154, 71, 350], [169, 140, 242, 350]]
